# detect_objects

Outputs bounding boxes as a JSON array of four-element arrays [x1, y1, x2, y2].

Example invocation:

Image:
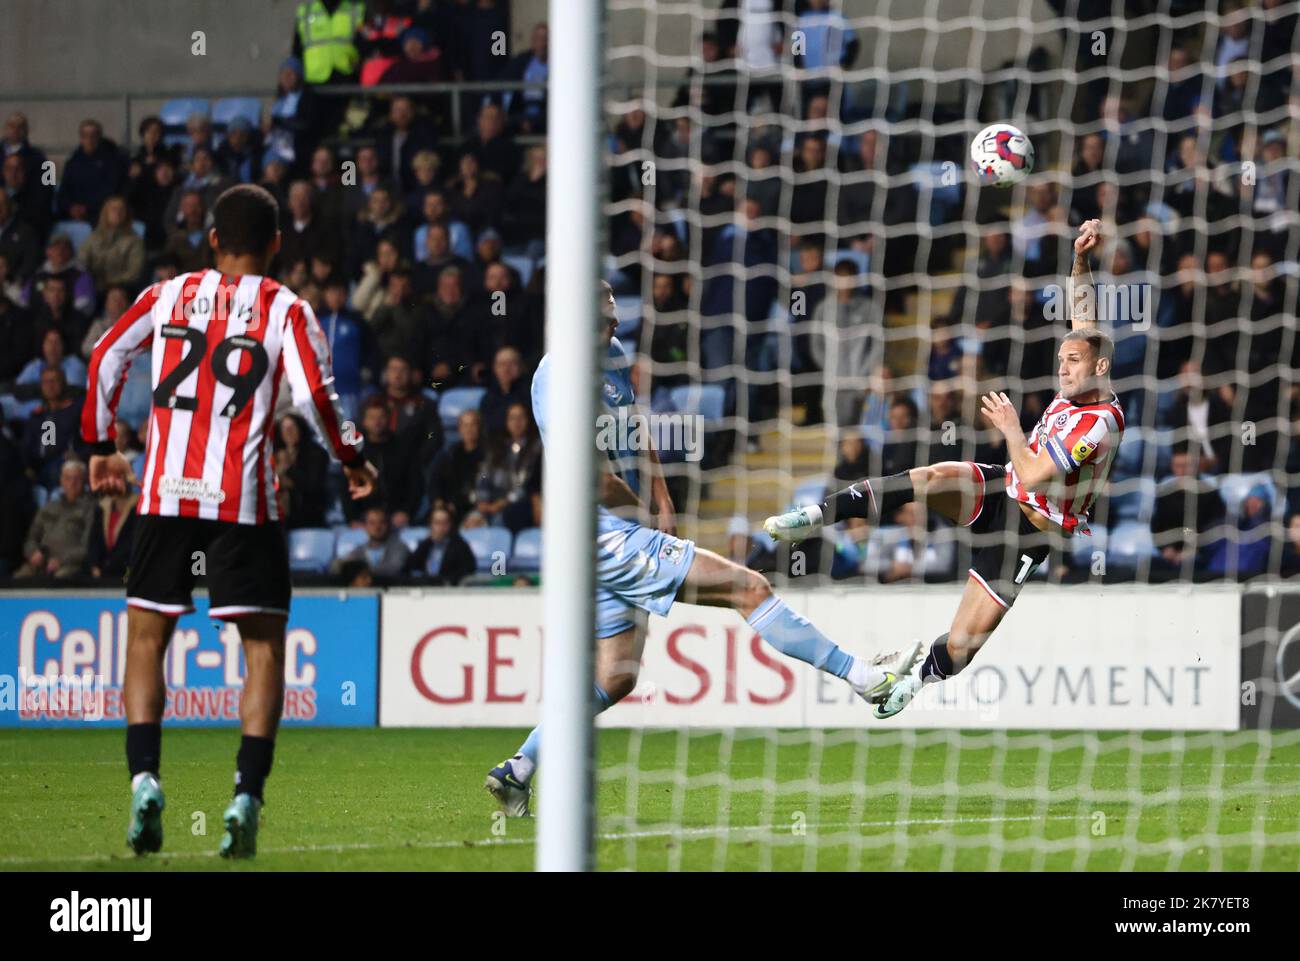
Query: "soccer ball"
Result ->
[[970, 123, 1035, 187]]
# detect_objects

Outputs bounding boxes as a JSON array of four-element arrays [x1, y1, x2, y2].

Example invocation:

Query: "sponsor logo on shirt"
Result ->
[[159, 475, 227, 503], [1071, 437, 1098, 464]]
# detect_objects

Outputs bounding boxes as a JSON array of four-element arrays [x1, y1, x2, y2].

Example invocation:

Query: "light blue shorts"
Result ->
[[594, 507, 697, 638]]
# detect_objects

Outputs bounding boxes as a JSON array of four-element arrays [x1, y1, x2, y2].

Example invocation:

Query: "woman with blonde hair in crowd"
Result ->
[[79, 195, 145, 291]]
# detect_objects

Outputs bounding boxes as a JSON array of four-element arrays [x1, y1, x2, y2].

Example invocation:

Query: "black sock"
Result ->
[[234, 735, 275, 802], [821, 471, 915, 524], [919, 634, 955, 682], [126, 723, 161, 779]]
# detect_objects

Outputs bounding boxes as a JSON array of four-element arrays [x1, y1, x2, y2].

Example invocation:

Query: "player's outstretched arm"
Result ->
[[1069, 218, 1103, 331]]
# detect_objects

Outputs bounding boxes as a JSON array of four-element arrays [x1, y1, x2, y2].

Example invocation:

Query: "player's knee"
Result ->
[[909, 465, 938, 496], [601, 672, 638, 704]]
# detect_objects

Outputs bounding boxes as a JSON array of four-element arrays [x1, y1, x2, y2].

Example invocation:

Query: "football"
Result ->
[[970, 122, 1035, 187]]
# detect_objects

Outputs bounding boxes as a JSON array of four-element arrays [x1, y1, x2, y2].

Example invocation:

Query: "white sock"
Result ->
[[802, 504, 824, 526], [131, 772, 157, 792], [510, 753, 536, 784], [845, 657, 885, 693]]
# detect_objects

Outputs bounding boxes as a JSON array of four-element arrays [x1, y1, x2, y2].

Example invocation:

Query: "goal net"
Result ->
[[587, 0, 1300, 870]]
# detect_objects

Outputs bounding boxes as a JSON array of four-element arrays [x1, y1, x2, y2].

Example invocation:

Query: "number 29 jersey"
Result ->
[[82, 270, 364, 525]]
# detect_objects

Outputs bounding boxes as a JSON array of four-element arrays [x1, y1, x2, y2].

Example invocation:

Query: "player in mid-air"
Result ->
[[83, 184, 376, 858], [765, 219, 1124, 718], [484, 282, 923, 816]]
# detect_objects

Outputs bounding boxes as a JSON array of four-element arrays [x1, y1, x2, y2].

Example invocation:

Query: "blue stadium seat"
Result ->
[[1071, 525, 1108, 567], [421, 386, 440, 406], [334, 527, 368, 559], [412, 220, 472, 261], [511, 527, 542, 571], [1106, 476, 1156, 524], [33, 486, 50, 509], [792, 477, 827, 508], [462, 526, 513, 572], [398, 527, 425, 554], [288, 528, 335, 572], [52, 220, 92, 254], [211, 97, 262, 131], [1112, 429, 1144, 480], [614, 296, 641, 340], [159, 98, 210, 128], [131, 220, 146, 239], [669, 383, 726, 424], [1216, 472, 1282, 517], [502, 254, 534, 287], [438, 386, 487, 432], [910, 162, 962, 225], [1106, 521, 1157, 568], [159, 97, 210, 149], [0, 394, 25, 423]]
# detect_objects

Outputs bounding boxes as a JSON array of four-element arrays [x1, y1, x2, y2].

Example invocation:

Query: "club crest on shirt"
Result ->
[[659, 540, 684, 565], [1054, 412, 1069, 429]]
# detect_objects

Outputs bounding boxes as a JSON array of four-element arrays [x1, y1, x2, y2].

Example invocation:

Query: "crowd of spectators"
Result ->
[[0, 0, 1297, 587]]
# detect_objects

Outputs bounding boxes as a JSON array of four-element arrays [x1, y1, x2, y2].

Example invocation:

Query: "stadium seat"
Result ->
[[52, 220, 92, 254], [511, 527, 542, 571], [421, 386, 440, 406], [288, 528, 335, 573], [438, 386, 486, 433], [398, 527, 425, 554], [910, 162, 962, 225], [792, 477, 827, 508], [462, 526, 513, 572], [131, 220, 146, 239], [32, 486, 49, 509], [1112, 429, 1145, 480], [1071, 525, 1108, 567], [669, 383, 726, 424], [159, 97, 210, 149], [1216, 472, 1282, 517], [1106, 522, 1157, 568], [159, 97, 209, 128], [334, 527, 368, 559], [614, 296, 641, 340], [413, 222, 472, 263], [211, 97, 262, 131], [502, 254, 534, 287], [1106, 476, 1156, 524], [0, 394, 25, 423]]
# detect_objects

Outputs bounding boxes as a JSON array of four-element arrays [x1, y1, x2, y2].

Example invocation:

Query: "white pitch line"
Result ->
[[0, 813, 1084, 867]]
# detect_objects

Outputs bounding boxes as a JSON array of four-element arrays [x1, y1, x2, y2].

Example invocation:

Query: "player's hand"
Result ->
[[345, 460, 378, 500], [1074, 219, 1102, 255], [979, 391, 1021, 436], [89, 453, 134, 495]]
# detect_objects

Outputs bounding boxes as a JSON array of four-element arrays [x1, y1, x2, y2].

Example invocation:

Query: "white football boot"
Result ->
[[853, 640, 923, 706], [763, 504, 824, 543], [872, 672, 923, 719]]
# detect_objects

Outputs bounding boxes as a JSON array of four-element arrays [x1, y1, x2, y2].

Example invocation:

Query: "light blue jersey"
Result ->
[[531, 337, 696, 637]]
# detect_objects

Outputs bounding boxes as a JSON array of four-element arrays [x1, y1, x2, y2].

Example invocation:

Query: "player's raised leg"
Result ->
[[487, 623, 641, 817], [678, 548, 922, 703], [873, 575, 1008, 718], [122, 605, 176, 855], [220, 613, 287, 859], [764, 461, 989, 541]]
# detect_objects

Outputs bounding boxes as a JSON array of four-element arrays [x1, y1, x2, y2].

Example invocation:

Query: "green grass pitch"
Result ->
[[3, 728, 1299, 871]]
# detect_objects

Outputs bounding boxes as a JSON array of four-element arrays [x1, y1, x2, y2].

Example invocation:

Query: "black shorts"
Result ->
[[963, 463, 1052, 610], [126, 515, 291, 620]]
